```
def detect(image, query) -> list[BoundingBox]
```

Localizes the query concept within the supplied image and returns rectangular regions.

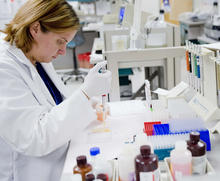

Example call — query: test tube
[102,94,107,121]
[100,65,107,121]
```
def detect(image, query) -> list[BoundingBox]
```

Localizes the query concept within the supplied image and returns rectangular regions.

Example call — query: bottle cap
[76,155,87,167]
[90,147,100,156]
[190,131,200,143]
[85,173,95,181]
[160,9,165,14]
[214,2,218,6]
[175,140,187,151]
[140,145,151,156]
[97,173,108,181]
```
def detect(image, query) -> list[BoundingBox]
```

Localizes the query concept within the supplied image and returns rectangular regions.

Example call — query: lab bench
[61,98,220,181]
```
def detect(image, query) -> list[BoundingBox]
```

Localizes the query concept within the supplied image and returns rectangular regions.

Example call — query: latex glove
[81,61,112,99]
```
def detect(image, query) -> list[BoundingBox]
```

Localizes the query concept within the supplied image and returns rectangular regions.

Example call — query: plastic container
[170,141,192,181]
[144,121,161,136]
[89,147,112,180]
[135,145,160,181]
[187,132,206,175]
[96,103,110,122]
[165,157,215,181]
[145,9,167,48]
[73,155,92,181]
[118,144,136,181]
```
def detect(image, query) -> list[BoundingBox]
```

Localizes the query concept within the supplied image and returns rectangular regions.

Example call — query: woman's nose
[58,46,66,55]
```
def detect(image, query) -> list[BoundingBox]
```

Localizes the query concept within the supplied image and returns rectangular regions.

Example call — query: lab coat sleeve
[0,66,96,156]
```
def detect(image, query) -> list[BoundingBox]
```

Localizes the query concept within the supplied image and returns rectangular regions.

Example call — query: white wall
[141,0,160,16]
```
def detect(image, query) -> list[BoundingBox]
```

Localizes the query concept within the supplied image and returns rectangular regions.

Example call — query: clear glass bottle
[89,147,112,180]
[187,132,206,175]
[73,155,92,181]
[135,145,160,181]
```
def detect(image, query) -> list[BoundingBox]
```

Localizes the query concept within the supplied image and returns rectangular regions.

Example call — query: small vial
[187,132,206,175]
[73,155,92,181]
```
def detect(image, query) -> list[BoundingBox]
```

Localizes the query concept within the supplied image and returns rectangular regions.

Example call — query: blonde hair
[1,0,79,53]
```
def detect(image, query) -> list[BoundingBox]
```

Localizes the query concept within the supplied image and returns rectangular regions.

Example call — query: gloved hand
[81,61,112,99]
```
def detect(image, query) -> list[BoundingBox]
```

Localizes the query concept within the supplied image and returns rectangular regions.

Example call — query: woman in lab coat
[0,0,111,181]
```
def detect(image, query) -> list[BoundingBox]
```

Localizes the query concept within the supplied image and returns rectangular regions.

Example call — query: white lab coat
[0,33,96,181]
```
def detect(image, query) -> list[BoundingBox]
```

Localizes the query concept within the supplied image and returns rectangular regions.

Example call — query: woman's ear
[30,21,40,39]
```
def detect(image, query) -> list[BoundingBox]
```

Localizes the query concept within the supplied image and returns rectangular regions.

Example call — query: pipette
[185,40,191,86]
[145,80,153,111]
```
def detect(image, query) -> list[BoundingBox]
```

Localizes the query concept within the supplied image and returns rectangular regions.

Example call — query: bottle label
[139,168,160,181]
[128,172,135,181]
[192,155,206,175]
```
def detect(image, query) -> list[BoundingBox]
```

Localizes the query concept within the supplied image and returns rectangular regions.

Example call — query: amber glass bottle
[73,155,92,181]
[85,173,95,181]
[135,145,159,181]
[97,173,108,181]
[187,132,206,175]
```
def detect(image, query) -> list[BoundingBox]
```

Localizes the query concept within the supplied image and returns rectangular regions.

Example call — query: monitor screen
[119,6,125,24]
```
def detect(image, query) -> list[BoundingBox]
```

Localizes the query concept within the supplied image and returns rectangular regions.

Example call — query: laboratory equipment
[187,132,206,175]
[204,2,220,41]
[144,9,167,48]
[145,80,153,111]
[170,141,192,181]
[129,0,142,49]
[216,50,220,107]
[105,45,183,101]
[119,5,125,25]
[165,157,215,181]
[99,66,108,122]
[144,121,161,136]
[185,42,220,125]
[179,19,205,45]
[135,145,160,181]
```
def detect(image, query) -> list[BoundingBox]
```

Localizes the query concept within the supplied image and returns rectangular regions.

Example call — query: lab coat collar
[5,40,70,102]
[6,42,36,71]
